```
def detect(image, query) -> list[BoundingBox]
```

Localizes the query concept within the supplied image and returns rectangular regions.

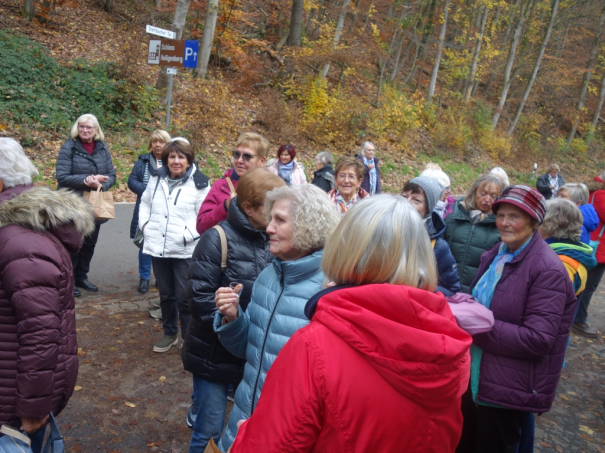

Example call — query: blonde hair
[322,195,437,290]
[70,114,104,141]
[464,175,506,211]
[147,130,171,151]
[235,132,271,160]
[263,184,340,252]
[548,163,561,173]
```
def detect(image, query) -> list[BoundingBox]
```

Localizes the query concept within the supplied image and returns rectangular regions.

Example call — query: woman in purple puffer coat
[0,138,95,452]
[456,186,577,453]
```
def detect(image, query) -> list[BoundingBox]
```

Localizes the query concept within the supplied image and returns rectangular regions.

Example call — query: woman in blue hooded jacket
[213,184,340,451]
[403,176,460,296]
[557,183,599,245]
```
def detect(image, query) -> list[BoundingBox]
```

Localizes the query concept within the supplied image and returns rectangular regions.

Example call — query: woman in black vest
[56,114,116,297]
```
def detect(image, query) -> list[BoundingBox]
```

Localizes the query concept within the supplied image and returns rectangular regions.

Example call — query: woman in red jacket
[229,194,472,453]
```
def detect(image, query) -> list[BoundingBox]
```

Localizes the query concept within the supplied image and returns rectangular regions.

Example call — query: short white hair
[359,141,375,157]
[0,138,39,188]
[322,195,437,290]
[263,184,340,253]
[559,183,589,205]
[70,114,105,141]
[420,168,450,189]
[315,151,333,166]
[542,198,583,242]
[489,167,510,187]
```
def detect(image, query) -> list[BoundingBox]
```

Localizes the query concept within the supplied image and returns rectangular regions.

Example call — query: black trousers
[575,262,605,324]
[152,257,191,338]
[70,222,101,281]
[456,386,530,453]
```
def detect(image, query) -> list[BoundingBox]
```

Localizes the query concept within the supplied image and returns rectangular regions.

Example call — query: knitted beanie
[492,185,547,225]
[410,176,445,216]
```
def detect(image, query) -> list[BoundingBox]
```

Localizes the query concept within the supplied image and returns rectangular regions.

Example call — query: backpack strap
[212,225,228,271]
[431,239,436,249]
[225,177,236,194]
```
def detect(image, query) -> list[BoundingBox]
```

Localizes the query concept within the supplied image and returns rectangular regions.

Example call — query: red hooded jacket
[230,284,472,453]
[196,169,237,235]
[587,176,605,263]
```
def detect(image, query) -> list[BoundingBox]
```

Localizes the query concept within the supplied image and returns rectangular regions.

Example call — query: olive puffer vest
[444,201,501,294]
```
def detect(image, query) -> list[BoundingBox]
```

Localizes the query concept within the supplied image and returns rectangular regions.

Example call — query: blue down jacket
[579,203,599,245]
[428,212,461,296]
[213,250,324,451]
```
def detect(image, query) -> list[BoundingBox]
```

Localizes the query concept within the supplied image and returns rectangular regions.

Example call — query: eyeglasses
[78,125,95,131]
[232,150,256,162]
[337,173,358,181]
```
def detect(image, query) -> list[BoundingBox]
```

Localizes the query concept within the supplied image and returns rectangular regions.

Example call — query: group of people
[1,114,604,453]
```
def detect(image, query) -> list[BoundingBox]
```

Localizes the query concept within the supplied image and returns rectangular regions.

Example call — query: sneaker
[153,334,178,353]
[149,308,162,319]
[150,300,161,308]
[572,322,598,337]
[186,399,199,428]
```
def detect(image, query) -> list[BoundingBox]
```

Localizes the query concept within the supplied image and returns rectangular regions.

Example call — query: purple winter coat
[0,185,94,429]
[470,231,577,413]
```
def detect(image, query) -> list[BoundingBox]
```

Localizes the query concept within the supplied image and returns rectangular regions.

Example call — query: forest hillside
[1,0,605,199]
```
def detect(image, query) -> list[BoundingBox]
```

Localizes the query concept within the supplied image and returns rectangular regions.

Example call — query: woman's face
[315,160,324,171]
[336,166,362,201]
[266,199,306,261]
[78,120,96,143]
[475,183,500,213]
[441,185,451,202]
[152,140,165,159]
[549,171,558,178]
[167,150,189,179]
[403,190,428,218]
[363,145,375,160]
[496,204,535,252]
[279,151,293,165]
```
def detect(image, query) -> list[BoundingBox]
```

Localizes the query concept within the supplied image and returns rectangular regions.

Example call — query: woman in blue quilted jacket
[213,184,340,451]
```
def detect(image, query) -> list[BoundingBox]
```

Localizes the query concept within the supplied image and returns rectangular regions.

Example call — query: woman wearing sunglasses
[196,132,269,235]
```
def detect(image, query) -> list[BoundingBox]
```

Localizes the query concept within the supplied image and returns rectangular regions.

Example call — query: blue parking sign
[183,40,199,68]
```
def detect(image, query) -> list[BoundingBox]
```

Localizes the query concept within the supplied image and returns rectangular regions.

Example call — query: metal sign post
[146,25,199,130]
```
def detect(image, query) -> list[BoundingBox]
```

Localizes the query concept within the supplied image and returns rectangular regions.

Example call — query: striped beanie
[492,185,546,225]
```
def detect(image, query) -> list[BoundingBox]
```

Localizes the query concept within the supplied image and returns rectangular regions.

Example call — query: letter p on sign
[183,40,199,68]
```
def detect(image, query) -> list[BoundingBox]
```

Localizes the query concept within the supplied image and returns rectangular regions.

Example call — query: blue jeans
[189,377,229,452]
[139,249,152,280]
[515,412,535,453]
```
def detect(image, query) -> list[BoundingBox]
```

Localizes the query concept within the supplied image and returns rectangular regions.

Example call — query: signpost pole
[166,72,173,130]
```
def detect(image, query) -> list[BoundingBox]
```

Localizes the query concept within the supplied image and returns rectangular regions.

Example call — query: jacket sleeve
[127,159,147,196]
[196,180,229,235]
[230,329,322,453]
[592,190,605,224]
[535,175,551,197]
[213,306,250,359]
[5,241,63,419]
[583,205,599,232]
[138,177,155,230]
[56,140,88,190]
[435,239,460,296]
[100,144,117,191]
[187,229,223,325]
[472,268,571,360]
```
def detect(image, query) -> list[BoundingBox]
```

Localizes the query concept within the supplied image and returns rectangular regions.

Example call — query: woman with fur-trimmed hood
[0,138,95,451]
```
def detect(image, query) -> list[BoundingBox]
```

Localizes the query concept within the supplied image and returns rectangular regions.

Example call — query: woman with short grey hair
[558,183,598,245]
[226,195,472,452]
[489,167,510,187]
[213,184,339,451]
[56,113,117,297]
[311,151,335,193]
[357,141,382,195]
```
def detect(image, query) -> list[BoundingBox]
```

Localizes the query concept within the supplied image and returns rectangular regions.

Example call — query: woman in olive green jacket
[444,175,506,293]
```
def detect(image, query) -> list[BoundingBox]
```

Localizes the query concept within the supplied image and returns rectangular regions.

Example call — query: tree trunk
[492,0,529,128]
[155,0,162,8]
[405,0,437,84]
[321,0,352,78]
[427,0,451,101]
[157,0,191,92]
[507,0,559,135]
[287,0,304,46]
[463,5,489,101]
[567,4,605,144]
[196,0,219,79]
[105,0,114,13]
[592,70,605,127]
[389,34,407,81]
[24,0,35,20]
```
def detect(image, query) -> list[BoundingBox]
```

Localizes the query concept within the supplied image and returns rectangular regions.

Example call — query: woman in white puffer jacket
[139,138,210,353]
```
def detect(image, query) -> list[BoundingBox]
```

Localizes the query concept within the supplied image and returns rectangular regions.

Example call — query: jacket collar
[314,165,333,176]
[450,200,496,224]
[305,284,352,320]
[227,197,269,240]
[272,249,323,285]
[0,184,33,204]
[157,164,209,190]
[427,211,446,239]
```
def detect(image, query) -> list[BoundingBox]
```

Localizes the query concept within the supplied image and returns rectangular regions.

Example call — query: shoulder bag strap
[225,177,236,194]
[212,225,228,271]
[431,238,436,250]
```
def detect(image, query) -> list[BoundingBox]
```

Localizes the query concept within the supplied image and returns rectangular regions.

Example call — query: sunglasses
[232,150,256,162]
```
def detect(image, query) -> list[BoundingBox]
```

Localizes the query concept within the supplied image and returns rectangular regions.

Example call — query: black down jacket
[56,137,116,196]
[183,198,273,384]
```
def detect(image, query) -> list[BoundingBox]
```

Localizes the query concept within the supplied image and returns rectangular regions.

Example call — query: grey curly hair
[542,198,583,242]
[263,184,340,252]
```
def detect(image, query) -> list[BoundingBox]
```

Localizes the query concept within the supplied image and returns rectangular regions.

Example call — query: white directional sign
[146,25,176,40]
[167,68,178,75]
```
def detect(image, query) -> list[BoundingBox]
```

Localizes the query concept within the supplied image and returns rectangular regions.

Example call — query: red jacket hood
[313,284,471,408]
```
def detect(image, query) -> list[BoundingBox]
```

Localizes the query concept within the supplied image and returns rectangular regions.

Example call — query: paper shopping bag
[83,186,115,220]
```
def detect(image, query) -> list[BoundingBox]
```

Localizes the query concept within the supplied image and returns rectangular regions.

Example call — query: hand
[84,175,100,189]
[94,175,109,183]
[21,416,48,434]
[368,163,375,170]
[215,286,240,322]
[549,184,555,189]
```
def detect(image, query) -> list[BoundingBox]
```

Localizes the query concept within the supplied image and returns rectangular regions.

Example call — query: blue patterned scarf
[278,160,294,185]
